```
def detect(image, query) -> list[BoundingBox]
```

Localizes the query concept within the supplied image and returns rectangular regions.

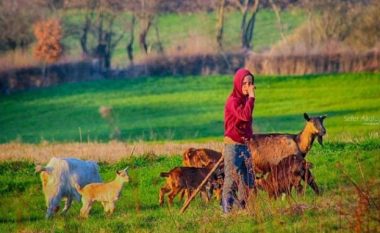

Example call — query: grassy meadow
[0,73,379,143]
[0,73,379,232]
[0,143,379,232]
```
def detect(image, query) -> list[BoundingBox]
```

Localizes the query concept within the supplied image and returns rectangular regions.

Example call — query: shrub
[33,18,63,64]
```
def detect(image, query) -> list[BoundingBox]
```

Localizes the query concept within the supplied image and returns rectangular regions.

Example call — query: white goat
[35,157,102,218]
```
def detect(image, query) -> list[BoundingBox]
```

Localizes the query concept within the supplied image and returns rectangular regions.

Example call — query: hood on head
[231,68,253,99]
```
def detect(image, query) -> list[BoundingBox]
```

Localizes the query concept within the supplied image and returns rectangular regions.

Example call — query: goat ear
[116,170,121,175]
[320,115,327,120]
[35,165,44,173]
[304,113,310,121]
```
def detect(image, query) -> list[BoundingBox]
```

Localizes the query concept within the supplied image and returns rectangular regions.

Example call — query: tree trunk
[105,33,111,70]
[127,15,136,65]
[97,13,104,48]
[240,0,259,50]
[243,12,257,49]
[216,0,226,49]
[139,18,152,54]
[80,17,90,55]
[153,21,164,54]
[80,8,97,56]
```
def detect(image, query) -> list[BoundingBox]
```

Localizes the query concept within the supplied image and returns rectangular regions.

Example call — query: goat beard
[317,135,323,146]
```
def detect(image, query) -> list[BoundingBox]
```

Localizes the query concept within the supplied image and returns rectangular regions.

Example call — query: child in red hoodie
[222,68,255,213]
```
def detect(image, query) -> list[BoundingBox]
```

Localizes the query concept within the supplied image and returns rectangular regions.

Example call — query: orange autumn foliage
[33,19,63,64]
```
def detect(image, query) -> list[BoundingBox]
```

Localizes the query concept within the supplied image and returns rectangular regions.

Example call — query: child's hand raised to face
[248,84,255,98]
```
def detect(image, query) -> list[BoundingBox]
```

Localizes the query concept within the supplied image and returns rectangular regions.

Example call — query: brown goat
[182,148,223,201]
[248,113,327,175]
[255,155,319,199]
[183,148,222,167]
[159,165,222,206]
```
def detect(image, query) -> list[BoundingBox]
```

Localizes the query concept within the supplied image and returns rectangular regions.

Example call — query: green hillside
[1,73,379,143]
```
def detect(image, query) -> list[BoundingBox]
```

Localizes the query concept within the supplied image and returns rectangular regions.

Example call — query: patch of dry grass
[0,49,82,72]
[0,141,224,164]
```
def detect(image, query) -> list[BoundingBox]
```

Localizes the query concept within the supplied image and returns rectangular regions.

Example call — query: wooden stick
[179,156,224,214]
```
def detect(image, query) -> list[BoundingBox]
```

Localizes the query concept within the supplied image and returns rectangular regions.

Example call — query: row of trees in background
[0,0,297,69]
[0,0,379,71]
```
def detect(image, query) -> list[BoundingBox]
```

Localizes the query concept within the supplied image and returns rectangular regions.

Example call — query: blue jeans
[222,144,254,213]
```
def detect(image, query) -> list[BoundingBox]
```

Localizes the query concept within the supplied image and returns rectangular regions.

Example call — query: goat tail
[160,172,170,177]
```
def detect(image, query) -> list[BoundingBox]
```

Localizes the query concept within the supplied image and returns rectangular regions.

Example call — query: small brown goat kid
[181,148,223,201]
[75,167,129,218]
[159,165,222,206]
[255,155,319,199]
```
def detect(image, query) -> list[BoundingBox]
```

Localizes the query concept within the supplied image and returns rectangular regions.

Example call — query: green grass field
[0,143,379,232]
[0,73,379,143]
[0,73,379,232]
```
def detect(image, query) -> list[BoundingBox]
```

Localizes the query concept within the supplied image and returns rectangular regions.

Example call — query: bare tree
[134,0,158,54]
[79,2,97,56]
[66,0,129,70]
[232,0,260,50]
[150,19,164,54]
[138,15,152,54]
[101,14,125,69]
[124,0,165,57]
[216,0,226,50]
[126,15,136,65]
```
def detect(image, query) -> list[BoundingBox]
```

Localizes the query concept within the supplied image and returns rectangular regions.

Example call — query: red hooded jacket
[224,68,255,144]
